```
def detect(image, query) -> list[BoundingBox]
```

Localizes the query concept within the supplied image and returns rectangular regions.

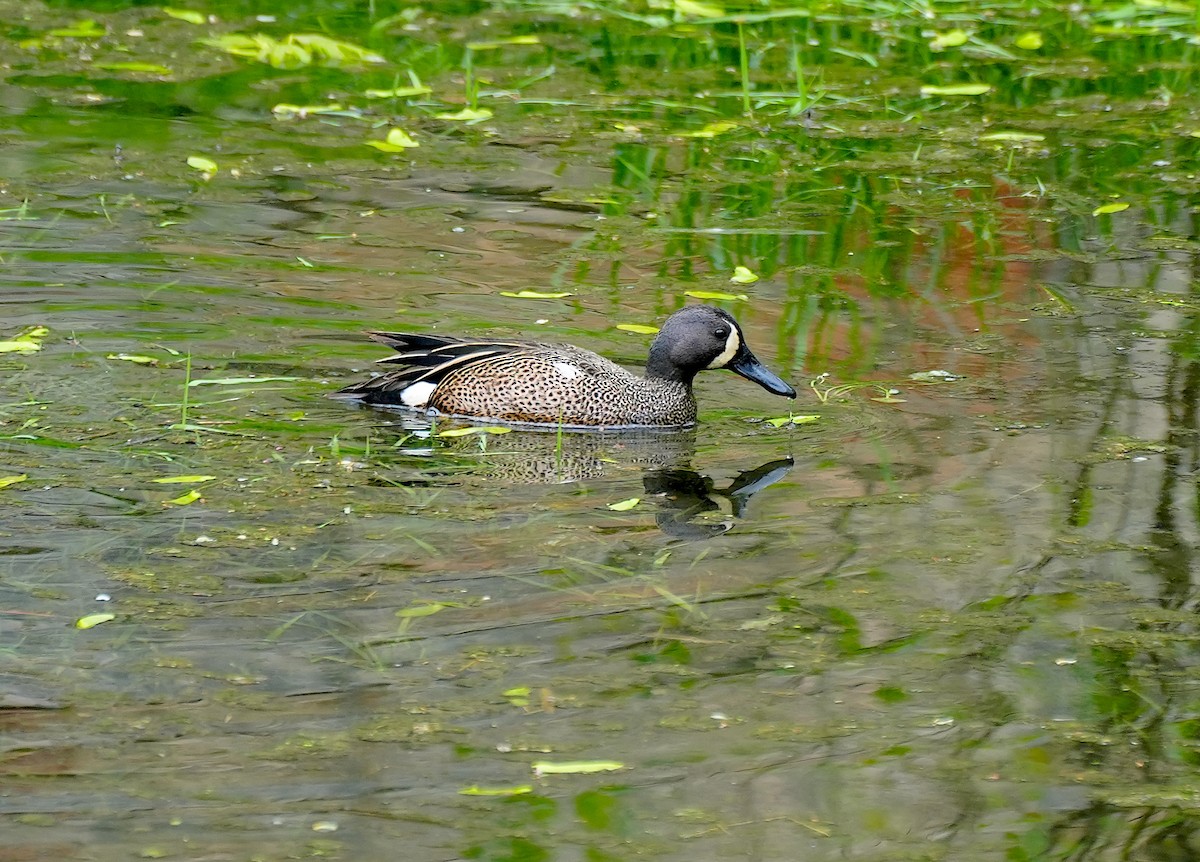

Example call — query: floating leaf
[908,369,962,382]
[607,497,640,511]
[929,29,969,51]
[979,131,1045,143]
[186,155,217,173]
[438,426,512,438]
[272,103,347,117]
[106,353,159,365]
[467,35,541,50]
[168,489,202,505]
[766,415,820,427]
[675,0,724,17]
[0,325,47,353]
[435,107,493,122]
[616,323,660,335]
[76,613,116,630]
[396,602,450,619]
[730,266,759,284]
[503,686,531,706]
[1092,202,1130,216]
[164,7,206,24]
[49,19,105,38]
[532,761,625,776]
[199,34,263,58]
[919,84,992,97]
[459,785,534,796]
[365,128,419,152]
[679,121,739,138]
[684,290,748,302]
[287,34,385,65]
[201,32,382,69]
[1015,31,1044,50]
[0,474,28,489]
[188,376,301,386]
[499,290,572,299]
[365,85,432,98]
[94,61,172,74]
[151,475,217,484]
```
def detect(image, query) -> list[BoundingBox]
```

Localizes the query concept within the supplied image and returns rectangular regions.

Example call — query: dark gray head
[645,305,796,398]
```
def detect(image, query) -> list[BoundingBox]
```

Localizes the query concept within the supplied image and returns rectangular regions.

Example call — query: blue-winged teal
[335,305,796,428]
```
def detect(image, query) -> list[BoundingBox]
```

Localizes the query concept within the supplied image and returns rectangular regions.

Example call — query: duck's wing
[334,332,533,403]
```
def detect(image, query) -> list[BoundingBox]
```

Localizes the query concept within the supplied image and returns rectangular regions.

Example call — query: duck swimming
[334,305,796,428]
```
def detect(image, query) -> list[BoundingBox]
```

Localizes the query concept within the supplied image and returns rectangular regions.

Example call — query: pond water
[4,2,1200,860]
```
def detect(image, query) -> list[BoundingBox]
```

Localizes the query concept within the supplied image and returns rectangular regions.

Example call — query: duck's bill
[728,348,796,398]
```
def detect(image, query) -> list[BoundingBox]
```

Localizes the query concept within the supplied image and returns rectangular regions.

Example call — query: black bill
[728,346,796,398]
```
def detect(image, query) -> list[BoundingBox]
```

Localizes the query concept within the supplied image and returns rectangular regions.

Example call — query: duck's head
[646,305,796,398]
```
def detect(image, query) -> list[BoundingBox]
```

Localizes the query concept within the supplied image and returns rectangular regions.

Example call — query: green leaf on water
[0,474,29,489]
[679,120,739,138]
[187,155,218,173]
[920,84,992,97]
[616,323,660,334]
[499,290,572,299]
[201,33,382,69]
[929,29,969,51]
[435,107,493,122]
[365,128,419,152]
[272,103,347,117]
[396,602,451,619]
[0,325,47,353]
[684,290,748,302]
[979,131,1045,143]
[1015,31,1044,50]
[164,8,206,24]
[730,266,759,284]
[365,85,433,98]
[1092,202,1130,216]
[168,489,202,505]
[766,415,820,427]
[151,475,217,484]
[532,760,625,775]
[75,613,116,630]
[94,61,172,74]
[438,426,512,438]
[467,35,541,50]
[675,0,724,17]
[188,376,301,386]
[49,19,105,38]
[607,497,640,511]
[459,785,534,796]
[288,34,385,65]
[106,353,159,365]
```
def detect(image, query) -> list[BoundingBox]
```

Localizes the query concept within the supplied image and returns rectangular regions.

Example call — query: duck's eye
[713,328,729,339]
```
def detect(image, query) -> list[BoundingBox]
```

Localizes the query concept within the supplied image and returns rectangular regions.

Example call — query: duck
[334,305,796,428]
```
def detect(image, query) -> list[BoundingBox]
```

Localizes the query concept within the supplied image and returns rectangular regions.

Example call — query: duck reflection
[644,458,794,539]
[359,414,792,537]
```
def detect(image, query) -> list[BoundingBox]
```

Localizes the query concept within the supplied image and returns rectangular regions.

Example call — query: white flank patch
[706,329,741,369]
[553,361,582,380]
[400,381,437,407]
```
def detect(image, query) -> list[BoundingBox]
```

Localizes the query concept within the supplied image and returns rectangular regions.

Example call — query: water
[3,2,1200,860]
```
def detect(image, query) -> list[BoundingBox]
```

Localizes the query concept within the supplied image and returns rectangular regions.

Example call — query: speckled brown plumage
[334,305,796,428]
